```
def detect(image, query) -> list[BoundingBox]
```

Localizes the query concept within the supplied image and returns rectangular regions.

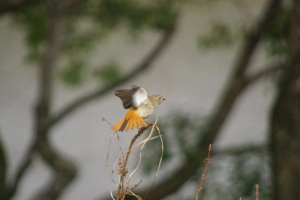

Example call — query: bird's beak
[163,98,166,100]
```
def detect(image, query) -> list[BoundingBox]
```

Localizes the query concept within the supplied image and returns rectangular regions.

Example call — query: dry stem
[116,123,155,200]
[195,144,211,200]
[255,184,259,200]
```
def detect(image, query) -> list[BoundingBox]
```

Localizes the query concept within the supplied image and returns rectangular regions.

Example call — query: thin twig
[245,61,284,85]
[130,180,143,191]
[143,125,163,199]
[121,122,157,200]
[195,144,211,200]
[255,184,259,200]
[112,122,156,200]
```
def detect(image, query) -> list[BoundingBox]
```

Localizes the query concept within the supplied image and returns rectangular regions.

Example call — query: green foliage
[93,61,121,85]
[169,112,205,159]
[11,0,177,87]
[12,1,49,63]
[59,61,85,87]
[198,23,236,49]
[96,0,175,31]
[199,5,290,57]
[263,7,290,56]
[140,111,205,175]
[140,121,173,175]
[229,154,271,199]
[200,151,272,200]
[140,110,272,199]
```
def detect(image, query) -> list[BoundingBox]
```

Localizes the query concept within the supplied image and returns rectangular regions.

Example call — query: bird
[112,85,166,132]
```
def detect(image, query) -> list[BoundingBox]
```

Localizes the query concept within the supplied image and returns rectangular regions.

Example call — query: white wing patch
[132,88,147,108]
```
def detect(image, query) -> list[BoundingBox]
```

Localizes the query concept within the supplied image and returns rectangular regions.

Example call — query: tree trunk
[270,1,300,200]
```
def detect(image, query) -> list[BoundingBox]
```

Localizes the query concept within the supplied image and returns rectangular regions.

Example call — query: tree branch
[0,0,87,16]
[31,3,77,200]
[245,61,284,85]
[211,144,266,156]
[0,0,37,16]
[245,49,300,85]
[48,15,178,128]
[61,0,88,14]
[0,129,7,196]
[32,141,77,200]
[233,0,281,78]
[269,1,300,195]
[3,143,36,200]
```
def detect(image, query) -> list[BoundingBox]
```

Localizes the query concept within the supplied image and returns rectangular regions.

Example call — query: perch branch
[195,144,211,200]
[115,123,155,200]
[0,0,37,16]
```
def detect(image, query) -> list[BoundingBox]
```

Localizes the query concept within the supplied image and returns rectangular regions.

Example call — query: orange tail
[112,107,148,132]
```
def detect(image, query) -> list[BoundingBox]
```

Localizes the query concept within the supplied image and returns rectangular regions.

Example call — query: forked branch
[114,123,157,200]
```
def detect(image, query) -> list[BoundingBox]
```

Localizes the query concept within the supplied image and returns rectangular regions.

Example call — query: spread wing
[114,85,147,109]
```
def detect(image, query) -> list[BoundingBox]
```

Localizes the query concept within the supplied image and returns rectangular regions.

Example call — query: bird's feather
[114,85,147,109]
[132,87,147,108]
[111,107,148,132]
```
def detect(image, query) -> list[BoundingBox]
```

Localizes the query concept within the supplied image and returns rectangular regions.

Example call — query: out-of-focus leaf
[140,110,205,175]
[59,61,85,87]
[199,23,235,49]
[93,62,121,84]
[263,7,290,56]
[140,121,173,175]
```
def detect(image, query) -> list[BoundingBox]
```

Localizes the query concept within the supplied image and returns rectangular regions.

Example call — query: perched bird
[112,85,165,132]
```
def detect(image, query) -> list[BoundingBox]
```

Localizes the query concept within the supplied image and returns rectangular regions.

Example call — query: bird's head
[151,94,166,106]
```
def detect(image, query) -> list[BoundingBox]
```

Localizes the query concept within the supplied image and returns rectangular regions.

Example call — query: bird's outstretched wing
[115,85,147,109]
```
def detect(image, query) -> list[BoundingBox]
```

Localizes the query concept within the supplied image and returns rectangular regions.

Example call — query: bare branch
[245,49,300,86]
[0,0,88,17]
[32,141,77,200]
[195,144,211,200]
[245,49,300,85]
[245,61,284,85]
[0,129,7,195]
[48,16,178,128]
[116,123,155,200]
[255,184,259,200]
[61,0,87,13]
[0,0,37,16]
[211,144,266,156]
[31,4,77,200]
[233,0,281,77]
[4,143,36,200]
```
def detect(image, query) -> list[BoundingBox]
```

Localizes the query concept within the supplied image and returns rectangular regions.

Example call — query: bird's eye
[159,97,161,100]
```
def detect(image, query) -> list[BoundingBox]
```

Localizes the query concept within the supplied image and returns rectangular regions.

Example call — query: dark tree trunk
[270,1,300,200]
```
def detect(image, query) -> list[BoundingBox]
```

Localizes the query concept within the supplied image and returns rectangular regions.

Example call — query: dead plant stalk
[195,144,211,200]
[116,123,155,200]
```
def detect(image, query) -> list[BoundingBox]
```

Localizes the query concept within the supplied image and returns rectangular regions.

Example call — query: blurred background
[0,0,299,200]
